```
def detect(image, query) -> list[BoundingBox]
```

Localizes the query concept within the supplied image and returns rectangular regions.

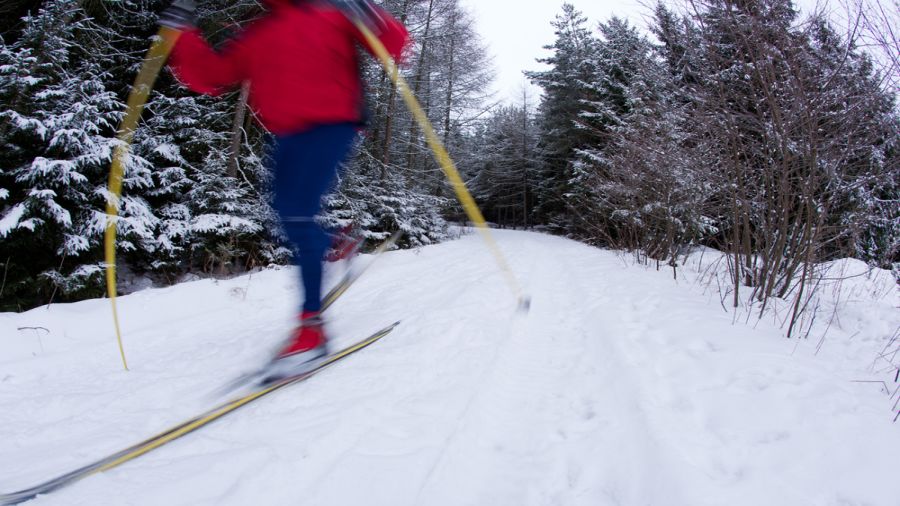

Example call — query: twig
[0,256,9,298]
[17,326,50,333]
[18,326,49,353]
[243,270,253,302]
[45,251,67,310]
[851,380,890,394]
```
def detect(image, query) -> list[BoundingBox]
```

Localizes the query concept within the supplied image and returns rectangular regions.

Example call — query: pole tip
[517,295,532,314]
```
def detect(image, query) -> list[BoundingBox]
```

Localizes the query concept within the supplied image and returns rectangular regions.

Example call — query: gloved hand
[159,0,197,30]
[328,0,386,30]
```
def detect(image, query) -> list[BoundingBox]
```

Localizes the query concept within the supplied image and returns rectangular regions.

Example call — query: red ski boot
[326,224,362,262]
[270,311,329,378]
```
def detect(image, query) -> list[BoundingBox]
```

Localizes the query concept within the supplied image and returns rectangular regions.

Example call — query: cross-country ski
[1,0,897,505]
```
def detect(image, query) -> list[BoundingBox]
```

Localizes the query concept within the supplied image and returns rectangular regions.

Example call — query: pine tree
[114,0,289,279]
[568,17,650,239]
[525,3,599,231]
[0,1,123,308]
[322,0,492,248]
[323,143,449,249]
[573,16,714,260]
[467,102,539,228]
[801,15,899,268]
[0,0,496,309]
[663,0,898,329]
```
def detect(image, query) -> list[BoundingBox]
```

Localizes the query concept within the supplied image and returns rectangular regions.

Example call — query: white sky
[459,0,825,104]
[457,0,652,104]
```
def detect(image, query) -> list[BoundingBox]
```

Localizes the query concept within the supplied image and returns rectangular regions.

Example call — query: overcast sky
[458,0,824,104]
[457,0,651,104]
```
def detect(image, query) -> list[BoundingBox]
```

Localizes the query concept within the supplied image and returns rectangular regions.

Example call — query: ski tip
[517,295,532,314]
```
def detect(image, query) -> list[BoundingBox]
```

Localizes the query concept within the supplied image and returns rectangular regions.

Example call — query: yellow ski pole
[355,21,531,312]
[105,27,183,371]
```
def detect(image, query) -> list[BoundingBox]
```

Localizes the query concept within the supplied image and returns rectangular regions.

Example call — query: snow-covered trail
[1,230,897,506]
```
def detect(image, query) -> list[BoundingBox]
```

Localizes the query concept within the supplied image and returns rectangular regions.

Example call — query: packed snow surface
[1,230,898,505]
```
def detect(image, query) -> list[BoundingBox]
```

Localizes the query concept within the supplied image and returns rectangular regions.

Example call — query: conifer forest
[1,0,897,332]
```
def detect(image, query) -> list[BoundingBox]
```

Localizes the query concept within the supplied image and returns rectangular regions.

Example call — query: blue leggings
[272,123,358,313]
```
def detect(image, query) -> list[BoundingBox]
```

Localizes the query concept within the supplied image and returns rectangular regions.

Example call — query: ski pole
[105,26,183,371]
[352,20,531,312]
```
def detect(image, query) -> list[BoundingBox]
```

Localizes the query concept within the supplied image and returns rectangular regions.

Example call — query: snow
[191,214,262,234]
[1,230,898,506]
[0,110,47,139]
[152,143,183,163]
[0,203,27,238]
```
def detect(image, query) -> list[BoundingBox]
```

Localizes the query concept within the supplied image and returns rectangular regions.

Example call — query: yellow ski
[0,321,399,506]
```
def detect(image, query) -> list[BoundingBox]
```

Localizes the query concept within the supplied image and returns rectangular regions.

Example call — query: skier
[158,0,410,374]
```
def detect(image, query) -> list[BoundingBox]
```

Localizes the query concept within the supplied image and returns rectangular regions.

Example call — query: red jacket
[169,0,409,135]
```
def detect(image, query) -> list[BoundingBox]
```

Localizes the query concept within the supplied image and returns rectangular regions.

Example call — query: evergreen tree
[324,142,449,249]
[322,0,492,248]
[662,0,897,326]
[568,17,651,240]
[575,17,715,260]
[525,3,599,232]
[467,103,538,228]
[0,1,123,309]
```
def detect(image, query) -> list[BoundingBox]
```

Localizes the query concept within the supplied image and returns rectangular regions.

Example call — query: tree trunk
[378,0,411,175]
[406,0,434,176]
[227,82,251,178]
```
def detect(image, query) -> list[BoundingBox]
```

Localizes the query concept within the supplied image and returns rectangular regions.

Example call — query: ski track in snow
[1,230,897,506]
